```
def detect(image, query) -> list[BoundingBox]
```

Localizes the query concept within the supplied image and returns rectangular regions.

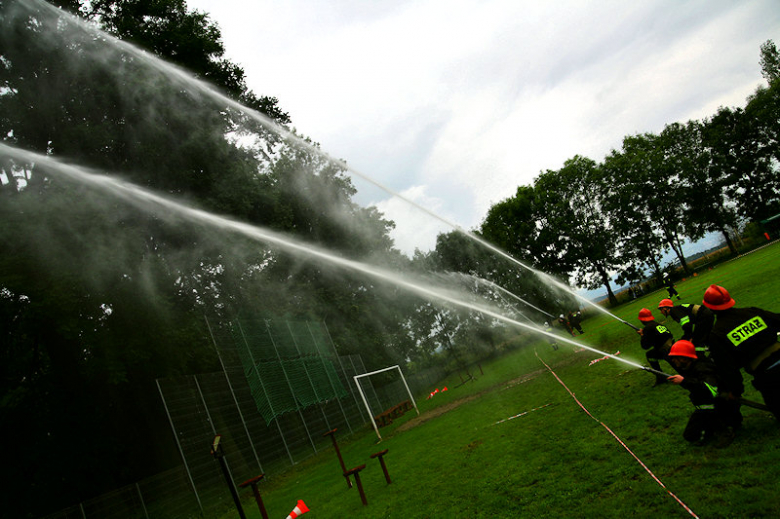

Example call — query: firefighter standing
[666,340,741,446]
[544,321,558,351]
[704,285,780,420]
[638,308,675,386]
[658,299,714,357]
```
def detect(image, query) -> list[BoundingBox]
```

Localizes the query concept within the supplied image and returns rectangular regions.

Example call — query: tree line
[479,41,780,305]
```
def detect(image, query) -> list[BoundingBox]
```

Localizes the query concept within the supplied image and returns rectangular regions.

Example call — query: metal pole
[156,379,203,514]
[395,366,420,416]
[309,322,353,434]
[323,323,367,426]
[197,378,246,519]
[288,321,332,431]
[205,316,264,472]
[216,454,247,519]
[136,483,150,519]
[354,374,382,440]
[357,357,383,414]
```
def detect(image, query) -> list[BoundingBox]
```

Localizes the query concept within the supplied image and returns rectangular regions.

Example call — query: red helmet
[702,284,735,311]
[658,298,674,309]
[669,340,697,359]
[638,308,655,322]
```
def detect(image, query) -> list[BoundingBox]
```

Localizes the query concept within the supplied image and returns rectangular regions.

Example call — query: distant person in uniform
[663,272,681,300]
[544,321,558,350]
[557,314,575,337]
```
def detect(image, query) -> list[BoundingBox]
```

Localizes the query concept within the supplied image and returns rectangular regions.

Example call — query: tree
[0,2,312,516]
[601,148,669,285]
[533,156,622,305]
[760,39,780,85]
[609,132,695,273]
[669,120,740,253]
[704,97,780,223]
[479,185,580,314]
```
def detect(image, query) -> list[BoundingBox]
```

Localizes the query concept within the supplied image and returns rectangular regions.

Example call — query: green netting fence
[224,318,350,424]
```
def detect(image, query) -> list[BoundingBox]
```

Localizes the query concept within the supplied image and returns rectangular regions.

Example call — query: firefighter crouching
[666,340,741,447]
[704,285,780,421]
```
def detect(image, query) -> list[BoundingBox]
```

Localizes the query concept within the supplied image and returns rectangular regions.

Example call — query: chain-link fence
[40,319,444,519]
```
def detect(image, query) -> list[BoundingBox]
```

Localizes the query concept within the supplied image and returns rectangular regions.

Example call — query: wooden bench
[373,400,413,428]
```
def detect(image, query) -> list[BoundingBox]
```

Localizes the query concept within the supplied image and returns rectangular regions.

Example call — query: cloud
[189,0,780,255]
[372,185,454,254]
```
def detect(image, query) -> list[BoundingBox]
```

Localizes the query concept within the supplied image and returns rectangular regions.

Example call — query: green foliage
[474,41,780,298]
[760,39,780,85]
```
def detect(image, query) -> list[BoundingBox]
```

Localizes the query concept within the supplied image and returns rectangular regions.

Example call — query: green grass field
[219,241,780,519]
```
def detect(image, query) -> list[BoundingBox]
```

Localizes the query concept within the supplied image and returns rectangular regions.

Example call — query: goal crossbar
[354,365,419,440]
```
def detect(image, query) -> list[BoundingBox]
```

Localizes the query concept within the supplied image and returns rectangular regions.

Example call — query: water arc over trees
[9,0,635,330]
[2,142,649,373]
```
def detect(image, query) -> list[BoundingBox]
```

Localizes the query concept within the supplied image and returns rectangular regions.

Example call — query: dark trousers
[683,409,723,443]
[752,368,780,420]
[646,350,669,382]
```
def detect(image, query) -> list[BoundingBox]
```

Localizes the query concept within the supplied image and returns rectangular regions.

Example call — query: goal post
[354,365,420,440]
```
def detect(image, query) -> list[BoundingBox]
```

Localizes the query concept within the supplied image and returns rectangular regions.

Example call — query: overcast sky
[186,0,778,255]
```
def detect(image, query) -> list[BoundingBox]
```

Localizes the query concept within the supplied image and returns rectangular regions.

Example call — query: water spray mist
[1,143,657,375]
[17,0,639,333]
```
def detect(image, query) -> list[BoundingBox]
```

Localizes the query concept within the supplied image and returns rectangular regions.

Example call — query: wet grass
[218,241,780,518]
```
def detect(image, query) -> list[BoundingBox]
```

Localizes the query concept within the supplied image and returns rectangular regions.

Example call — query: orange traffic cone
[286,500,309,519]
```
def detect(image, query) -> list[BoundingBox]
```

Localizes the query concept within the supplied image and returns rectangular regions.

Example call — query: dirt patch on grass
[392,350,595,436]
[393,365,551,435]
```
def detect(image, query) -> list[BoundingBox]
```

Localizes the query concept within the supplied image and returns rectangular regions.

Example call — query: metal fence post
[238,319,295,466]
[156,379,204,515]
[206,316,264,472]
[308,322,353,434]
[135,483,149,519]
[288,321,332,431]
[267,321,318,455]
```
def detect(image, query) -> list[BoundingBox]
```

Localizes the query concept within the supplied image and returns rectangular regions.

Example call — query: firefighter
[658,298,714,357]
[568,310,584,334]
[638,308,674,386]
[557,314,575,337]
[663,272,681,300]
[544,321,558,350]
[704,285,780,420]
[666,340,740,446]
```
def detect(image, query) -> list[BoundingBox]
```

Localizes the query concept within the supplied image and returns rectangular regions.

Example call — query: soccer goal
[354,365,420,440]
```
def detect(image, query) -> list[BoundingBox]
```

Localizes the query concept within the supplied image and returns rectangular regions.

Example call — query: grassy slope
[220,241,780,519]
